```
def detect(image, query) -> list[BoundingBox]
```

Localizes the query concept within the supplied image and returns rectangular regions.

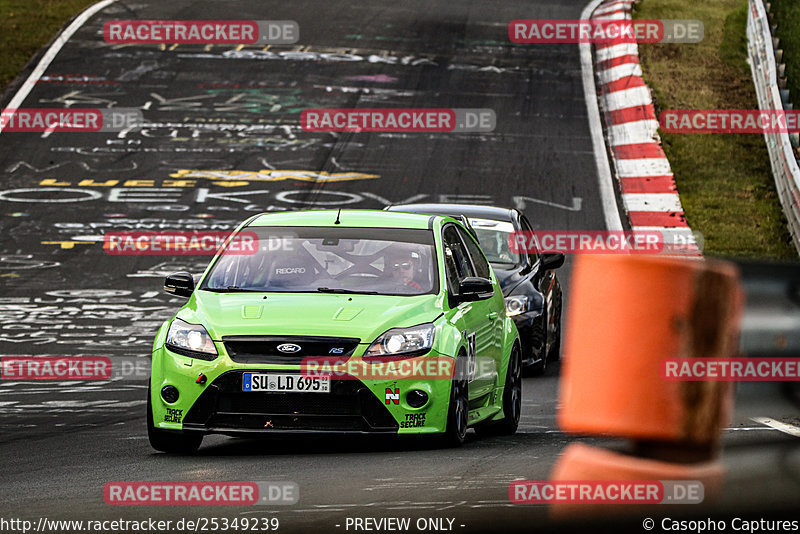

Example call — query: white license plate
[242,373,330,393]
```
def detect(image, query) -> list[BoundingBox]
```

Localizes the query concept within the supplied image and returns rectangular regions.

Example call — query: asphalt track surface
[0,1,798,532]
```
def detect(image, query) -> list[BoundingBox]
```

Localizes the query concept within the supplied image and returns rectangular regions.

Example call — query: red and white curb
[591,0,702,255]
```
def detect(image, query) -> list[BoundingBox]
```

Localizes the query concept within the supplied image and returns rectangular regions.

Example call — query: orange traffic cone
[549,254,742,518]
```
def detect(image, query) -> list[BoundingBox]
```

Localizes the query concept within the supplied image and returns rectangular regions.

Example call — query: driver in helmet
[386,246,423,292]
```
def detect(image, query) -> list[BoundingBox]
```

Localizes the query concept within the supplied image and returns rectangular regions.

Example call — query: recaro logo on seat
[275,267,305,274]
[276,344,302,354]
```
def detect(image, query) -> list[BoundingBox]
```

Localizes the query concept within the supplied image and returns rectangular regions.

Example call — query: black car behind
[385,204,564,373]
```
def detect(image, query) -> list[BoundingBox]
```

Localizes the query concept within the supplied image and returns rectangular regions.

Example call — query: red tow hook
[196,373,207,385]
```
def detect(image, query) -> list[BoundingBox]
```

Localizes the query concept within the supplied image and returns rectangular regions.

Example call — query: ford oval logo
[277,343,302,354]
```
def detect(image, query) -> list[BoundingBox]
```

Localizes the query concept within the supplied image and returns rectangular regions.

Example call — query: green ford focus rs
[148,209,522,453]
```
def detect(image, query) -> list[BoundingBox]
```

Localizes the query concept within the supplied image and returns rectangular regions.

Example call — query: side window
[520,216,539,264]
[443,250,460,294]
[442,225,475,293]
[457,227,491,279]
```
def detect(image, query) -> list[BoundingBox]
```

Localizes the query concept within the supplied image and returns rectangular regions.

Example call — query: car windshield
[467,218,522,266]
[200,226,437,295]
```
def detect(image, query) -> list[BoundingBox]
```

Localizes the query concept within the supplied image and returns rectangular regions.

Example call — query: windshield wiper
[202,286,264,293]
[316,287,379,295]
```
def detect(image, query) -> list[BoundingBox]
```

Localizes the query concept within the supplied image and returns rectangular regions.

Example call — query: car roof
[386,203,517,222]
[246,209,439,229]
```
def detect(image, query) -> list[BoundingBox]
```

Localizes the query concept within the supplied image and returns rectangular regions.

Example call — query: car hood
[179,291,444,343]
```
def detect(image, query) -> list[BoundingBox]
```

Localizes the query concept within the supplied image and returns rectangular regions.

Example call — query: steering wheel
[334,264,383,279]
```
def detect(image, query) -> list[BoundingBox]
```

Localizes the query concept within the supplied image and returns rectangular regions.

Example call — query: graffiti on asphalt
[169,169,379,182]
[0,290,179,351]
[0,255,60,271]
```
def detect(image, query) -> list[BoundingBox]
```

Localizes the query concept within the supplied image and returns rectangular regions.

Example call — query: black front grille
[223,336,360,364]
[217,389,361,415]
[183,370,398,433]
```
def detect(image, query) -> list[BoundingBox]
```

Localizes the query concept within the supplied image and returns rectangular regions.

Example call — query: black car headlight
[505,295,531,317]
[365,323,435,358]
[166,318,218,360]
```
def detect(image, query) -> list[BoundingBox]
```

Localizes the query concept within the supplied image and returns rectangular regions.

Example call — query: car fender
[433,320,469,361]
[150,319,170,382]
[430,320,471,418]
[498,315,521,385]
[149,342,227,431]
[149,320,171,425]
[153,319,170,352]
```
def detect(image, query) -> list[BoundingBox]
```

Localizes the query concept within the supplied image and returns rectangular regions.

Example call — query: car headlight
[365,323,435,358]
[166,318,218,361]
[505,295,530,317]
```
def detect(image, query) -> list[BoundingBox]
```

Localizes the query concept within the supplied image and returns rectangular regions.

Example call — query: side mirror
[164,272,194,297]
[457,276,494,302]
[541,253,565,270]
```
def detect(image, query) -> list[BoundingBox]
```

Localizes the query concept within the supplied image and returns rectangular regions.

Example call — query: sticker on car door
[465,331,476,382]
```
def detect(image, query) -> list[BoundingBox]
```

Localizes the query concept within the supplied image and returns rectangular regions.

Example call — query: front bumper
[150,343,454,436]
[182,370,398,434]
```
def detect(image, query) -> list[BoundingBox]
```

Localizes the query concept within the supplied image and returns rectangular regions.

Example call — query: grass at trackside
[0,0,98,92]
[634,0,797,258]
[770,1,800,114]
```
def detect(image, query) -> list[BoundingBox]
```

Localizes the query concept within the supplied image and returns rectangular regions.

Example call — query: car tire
[476,344,521,436]
[442,353,469,447]
[147,384,203,454]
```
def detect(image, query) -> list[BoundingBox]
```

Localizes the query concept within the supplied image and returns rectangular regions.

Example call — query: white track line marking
[623,193,683,212]
[595,11,627,20]
[597,62,643,84]
[725,426,780,431]
[596,42,640,62]
[617,158,673,177]
[0,0,119,136]
[594,1,632,16]
[582,0,624,231]
[604,86,652,111]
[751,417,800,437]
[608,119,660,146]
[594,7,626,18]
